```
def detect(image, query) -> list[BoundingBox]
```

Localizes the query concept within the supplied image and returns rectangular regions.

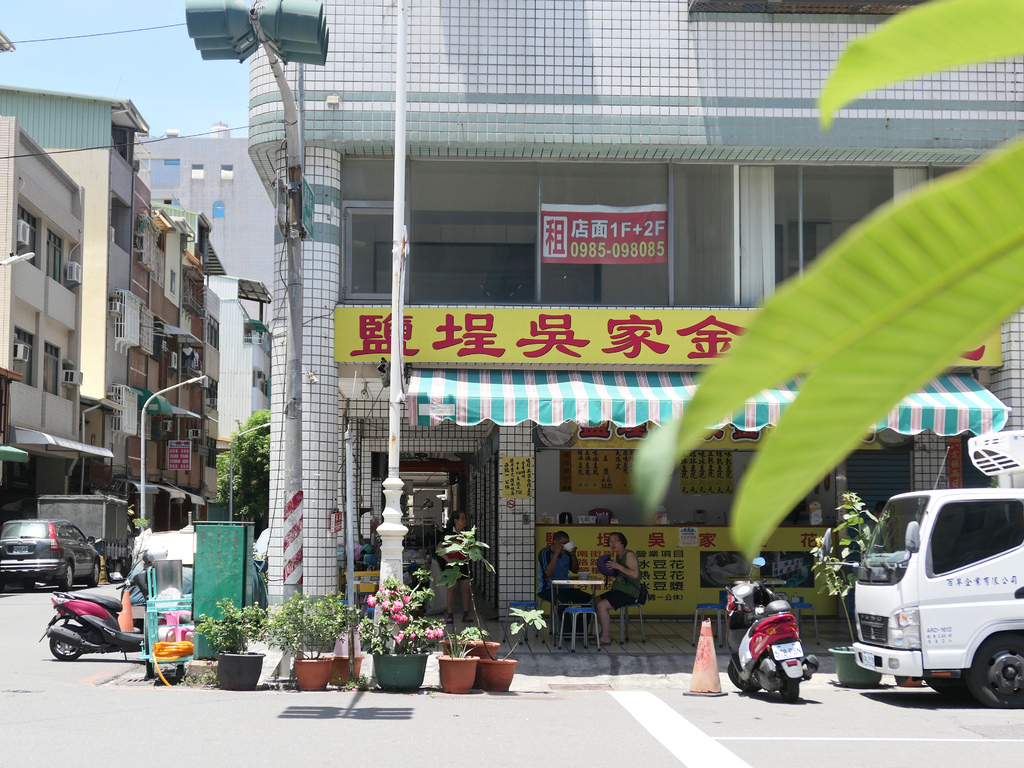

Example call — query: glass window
[341,158,394,201]
[14,327,33,386]
[170,270,177,296]
[206,318,220,349]
[17,205,37,256]
[191,164,204,180]
[212,201,225,219]
[220,165,234,181]
[673,165,735,307]
[348,209,394,296]
[410,161,538,304]
[43,343,59,395]
[929,500,1024,576]
[540,163,669,305]
[45,231,62,283]
[775,167,893,283]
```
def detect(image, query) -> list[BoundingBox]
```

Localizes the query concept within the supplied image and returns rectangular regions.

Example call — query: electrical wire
[0,125,249,163]
[8,23,186,45]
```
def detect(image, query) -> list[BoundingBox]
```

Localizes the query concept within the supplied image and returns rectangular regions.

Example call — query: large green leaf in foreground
[819,0,1024,128]
[635,135,1024,557]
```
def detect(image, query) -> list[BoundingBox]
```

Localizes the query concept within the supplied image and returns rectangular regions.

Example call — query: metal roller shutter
[846,450,912,512]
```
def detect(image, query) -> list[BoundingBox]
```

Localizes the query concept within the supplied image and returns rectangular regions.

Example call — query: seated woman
[595,531,641,645]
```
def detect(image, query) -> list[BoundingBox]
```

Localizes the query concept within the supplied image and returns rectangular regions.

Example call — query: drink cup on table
[578,571,590,580]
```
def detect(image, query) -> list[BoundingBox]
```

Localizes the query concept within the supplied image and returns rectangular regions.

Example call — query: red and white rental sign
[168,440,191,471]
[541,204,668,265]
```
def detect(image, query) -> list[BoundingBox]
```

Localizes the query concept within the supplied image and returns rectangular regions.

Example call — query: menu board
[559,449,634,494]
[502,456,534,498]
[679,450,732,494]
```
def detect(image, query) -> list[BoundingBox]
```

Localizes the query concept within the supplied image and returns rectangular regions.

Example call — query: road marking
[80,668,115,687]
[609,691,753,768]
[719,737,1024,743]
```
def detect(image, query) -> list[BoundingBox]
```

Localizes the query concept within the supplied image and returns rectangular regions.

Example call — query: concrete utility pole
[139,376,206,530]
[377,0,410,586]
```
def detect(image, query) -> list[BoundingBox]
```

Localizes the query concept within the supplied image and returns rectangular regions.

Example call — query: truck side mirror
[905,520,920,554]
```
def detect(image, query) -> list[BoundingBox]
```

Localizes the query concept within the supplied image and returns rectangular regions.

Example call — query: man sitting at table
[537,531,594,613]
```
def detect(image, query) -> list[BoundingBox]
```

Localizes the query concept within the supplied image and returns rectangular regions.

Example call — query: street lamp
[0,251,34,267]
[138,375,207,531]
[228,421,271,521]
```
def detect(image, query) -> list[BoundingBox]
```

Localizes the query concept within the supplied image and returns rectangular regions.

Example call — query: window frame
[42,342,60,395]
[45,230,63,283]
[344,203,396,300]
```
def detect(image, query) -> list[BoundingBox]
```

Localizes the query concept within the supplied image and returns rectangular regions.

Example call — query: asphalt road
[2,584,1023,768]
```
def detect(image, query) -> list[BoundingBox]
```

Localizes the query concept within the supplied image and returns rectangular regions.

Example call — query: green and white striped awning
[408,370,1008,436]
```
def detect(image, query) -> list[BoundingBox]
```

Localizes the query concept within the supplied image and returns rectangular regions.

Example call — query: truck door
[919,498,1024,670]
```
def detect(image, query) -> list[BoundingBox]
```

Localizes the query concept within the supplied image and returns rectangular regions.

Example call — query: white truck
[851,430,1024,708]
[36,495,131,580]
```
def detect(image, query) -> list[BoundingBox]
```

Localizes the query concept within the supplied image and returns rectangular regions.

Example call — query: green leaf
[633,418,685,515]
[641,133,1024,557]
[819,0,1024,128]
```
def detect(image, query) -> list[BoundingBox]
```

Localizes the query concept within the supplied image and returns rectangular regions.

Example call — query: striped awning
[408,370,1007,436]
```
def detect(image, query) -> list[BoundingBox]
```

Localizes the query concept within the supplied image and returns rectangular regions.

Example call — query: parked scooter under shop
[725,557,819,702]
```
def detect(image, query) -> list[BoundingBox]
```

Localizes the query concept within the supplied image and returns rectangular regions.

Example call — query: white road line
[609,691,753,768]
[719,737,1024,743]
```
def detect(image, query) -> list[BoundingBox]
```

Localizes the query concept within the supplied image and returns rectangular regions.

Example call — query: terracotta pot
[437,655,479,694]
[466,641,501,660]
[294,658,334,691]
[477,657,518,692]
[329,654,364,682]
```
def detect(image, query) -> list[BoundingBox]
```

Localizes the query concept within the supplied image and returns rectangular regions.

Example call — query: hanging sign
[502,457,534,498]
[167,440,191,471]
[541,204,668,264]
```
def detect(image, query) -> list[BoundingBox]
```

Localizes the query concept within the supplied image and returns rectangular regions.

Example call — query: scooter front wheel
[727,658,760,693]
[49,635,84,661]
[779,674,800,703]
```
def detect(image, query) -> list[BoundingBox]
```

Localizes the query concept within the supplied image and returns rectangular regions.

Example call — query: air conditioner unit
[132,232,144,253]
[161,420,173,433]
[206,397,218,410]
[186,428,202,440]
[161,339,169,354]
[16,219,31,247]
[62,370,83,387]
[12,342,29,362]
[169,351,178,369]
[64,261,82,285]
[108,296,122,315]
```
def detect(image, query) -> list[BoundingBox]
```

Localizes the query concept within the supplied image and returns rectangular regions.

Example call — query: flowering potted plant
[438,527,546,691]
[268,592,358,691]
[194,598,269,691]
[360,577,444,691]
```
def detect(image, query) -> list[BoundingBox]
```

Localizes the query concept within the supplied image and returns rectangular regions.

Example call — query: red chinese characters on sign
[541,204,668,264]
[616,425,649,440]
[516,314,591,358]
[350,313,419,357]
[433,313,506,357]
[947,438,963,488]
[698,532,717,548]
[578,424,613,440]
[648,533,667,548]
[677,315,746,359]
[800,532,819,547]
[602,315,670,358]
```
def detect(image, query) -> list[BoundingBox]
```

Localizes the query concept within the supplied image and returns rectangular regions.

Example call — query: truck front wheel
[967,634,1024,708]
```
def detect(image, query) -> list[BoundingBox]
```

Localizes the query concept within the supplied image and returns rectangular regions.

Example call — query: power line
[9,23,187,45]
[0,125,249,163]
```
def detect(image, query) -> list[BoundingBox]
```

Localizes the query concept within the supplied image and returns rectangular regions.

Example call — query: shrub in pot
[360,578,444,692]
[194,598,269,691]
[269,592,358,691]
[811,492,883,688]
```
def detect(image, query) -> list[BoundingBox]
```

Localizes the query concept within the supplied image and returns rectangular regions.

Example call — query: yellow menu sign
[502,457,534,498]
[679,450,733,494]
[560,449,634,494]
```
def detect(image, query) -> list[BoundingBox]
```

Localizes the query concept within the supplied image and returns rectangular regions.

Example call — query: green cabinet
[192,521,254,658]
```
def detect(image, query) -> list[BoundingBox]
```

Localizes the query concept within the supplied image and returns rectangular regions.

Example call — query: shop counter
[536,525,833,617]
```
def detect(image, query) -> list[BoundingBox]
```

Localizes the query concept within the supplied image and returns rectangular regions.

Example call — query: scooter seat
[64,591,123,614]
[765,599,792,616]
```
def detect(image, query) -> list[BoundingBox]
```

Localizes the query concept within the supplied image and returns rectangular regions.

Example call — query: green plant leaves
[637,134,1024,557]
[819,0,1024,128]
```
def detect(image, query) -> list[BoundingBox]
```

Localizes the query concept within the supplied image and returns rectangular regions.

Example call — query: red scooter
[42,582,144,661]
[725,557,819,702]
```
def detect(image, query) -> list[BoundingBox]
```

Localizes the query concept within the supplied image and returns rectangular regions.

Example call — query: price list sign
[679,450,732,494]
[541,204,668,264]
[502,456,534,498]
[560,449,635,494]
[168,440,191,472]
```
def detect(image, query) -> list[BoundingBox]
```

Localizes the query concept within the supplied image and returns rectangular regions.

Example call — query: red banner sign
[167,440,191,472]
[541,204,668,264]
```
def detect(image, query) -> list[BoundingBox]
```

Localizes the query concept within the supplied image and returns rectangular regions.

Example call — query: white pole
[377,0,409,586]
[138,375,206,533]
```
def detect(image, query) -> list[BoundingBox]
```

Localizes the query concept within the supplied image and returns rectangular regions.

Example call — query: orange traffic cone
[118,587,134,633]
[689,618,723,695]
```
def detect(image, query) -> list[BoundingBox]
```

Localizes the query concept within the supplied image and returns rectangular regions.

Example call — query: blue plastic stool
[502,600,539,649]
[788,593,820,645]
[692,590,727,646]
[559,606,599,652]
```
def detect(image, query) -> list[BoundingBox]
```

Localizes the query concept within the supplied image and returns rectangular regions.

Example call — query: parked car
[0,519,101,592]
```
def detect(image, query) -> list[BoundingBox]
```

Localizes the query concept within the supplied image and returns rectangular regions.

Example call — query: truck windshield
[864,495,928,566]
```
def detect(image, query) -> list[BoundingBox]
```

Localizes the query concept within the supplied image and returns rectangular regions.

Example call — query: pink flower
[366,595,377,607]
[403,595,411,605]
[393,632,405,644]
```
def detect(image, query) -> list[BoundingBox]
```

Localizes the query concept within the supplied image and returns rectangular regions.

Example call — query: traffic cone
[689,618,722,694]
[118,587,134,633]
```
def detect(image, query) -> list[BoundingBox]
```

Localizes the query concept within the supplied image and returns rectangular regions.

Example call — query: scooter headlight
[888,608,921,649]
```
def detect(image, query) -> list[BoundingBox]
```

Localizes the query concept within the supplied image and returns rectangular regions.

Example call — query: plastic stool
[789,593,820,645]
[618,603,646,645]
[502,601,539,649]
[558,607,599,652]
[692,591,727,646]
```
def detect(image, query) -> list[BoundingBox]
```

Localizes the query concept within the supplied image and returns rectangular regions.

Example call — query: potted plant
[194,598,269,691]
[436,628,479,694]
[360,578,444,692]
[268,592,357,691]
[437,527,547,692]
[811,491,883,688]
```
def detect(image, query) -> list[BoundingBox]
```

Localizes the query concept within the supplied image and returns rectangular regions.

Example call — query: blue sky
[1,2,251,139]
